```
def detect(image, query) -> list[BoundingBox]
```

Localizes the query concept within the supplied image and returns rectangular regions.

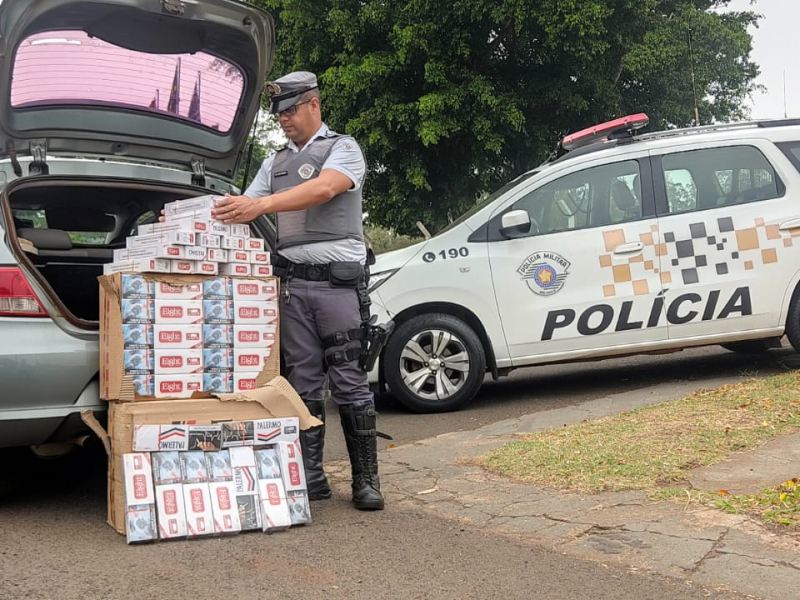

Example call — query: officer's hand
[213,194,259,224]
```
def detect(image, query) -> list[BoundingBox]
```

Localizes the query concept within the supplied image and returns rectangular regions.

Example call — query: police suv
[367,114,800,413]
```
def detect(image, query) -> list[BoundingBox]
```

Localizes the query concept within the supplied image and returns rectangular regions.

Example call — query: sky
[722,0,799,119]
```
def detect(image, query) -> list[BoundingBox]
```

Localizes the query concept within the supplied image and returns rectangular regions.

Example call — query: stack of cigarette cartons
[114,414,311,543]
[103,194,272,277]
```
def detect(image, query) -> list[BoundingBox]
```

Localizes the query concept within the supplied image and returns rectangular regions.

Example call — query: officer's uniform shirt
[244,123,367,265]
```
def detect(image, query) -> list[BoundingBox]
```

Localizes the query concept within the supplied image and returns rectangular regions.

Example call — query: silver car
[0,0,275,453]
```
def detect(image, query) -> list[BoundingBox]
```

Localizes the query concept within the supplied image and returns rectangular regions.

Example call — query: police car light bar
[561,113,649,151]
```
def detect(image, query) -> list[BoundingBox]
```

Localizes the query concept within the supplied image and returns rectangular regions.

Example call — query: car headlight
[368,269,398,292]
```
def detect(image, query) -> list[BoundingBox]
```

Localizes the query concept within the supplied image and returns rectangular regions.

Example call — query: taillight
[0,267,48,317]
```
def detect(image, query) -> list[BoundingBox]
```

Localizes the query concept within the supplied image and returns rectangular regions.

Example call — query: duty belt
[272,256,330,281]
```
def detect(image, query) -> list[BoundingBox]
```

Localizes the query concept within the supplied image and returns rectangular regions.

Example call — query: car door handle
[613,242,644,254]
[779,219,800,231]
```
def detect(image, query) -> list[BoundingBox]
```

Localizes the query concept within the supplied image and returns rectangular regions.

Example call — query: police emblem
[298,164,315,179]
[518,252,571,296]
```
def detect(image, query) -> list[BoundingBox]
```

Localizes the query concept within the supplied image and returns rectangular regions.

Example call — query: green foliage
[250,0,761,235]
[364,225,422,255]
[235,112,285,191]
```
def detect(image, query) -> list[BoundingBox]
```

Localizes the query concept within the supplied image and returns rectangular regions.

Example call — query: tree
[235,110,285,192]
[251,0,761,235]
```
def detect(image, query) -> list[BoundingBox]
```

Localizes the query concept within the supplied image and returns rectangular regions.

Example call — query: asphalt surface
[1,343,795,599]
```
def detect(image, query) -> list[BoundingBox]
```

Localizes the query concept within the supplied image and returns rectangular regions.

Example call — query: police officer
[213,71,384,511]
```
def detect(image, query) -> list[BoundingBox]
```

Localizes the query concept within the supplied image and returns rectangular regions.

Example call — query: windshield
[11,31,244,133]
[435,171,539,236]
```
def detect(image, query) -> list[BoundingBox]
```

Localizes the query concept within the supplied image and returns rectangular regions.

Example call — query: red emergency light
[561,113,649,151]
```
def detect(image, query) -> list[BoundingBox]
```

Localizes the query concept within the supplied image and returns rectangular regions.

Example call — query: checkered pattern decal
[599,217,789,298]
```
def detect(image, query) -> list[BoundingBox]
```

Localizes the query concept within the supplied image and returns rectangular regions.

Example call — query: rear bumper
[0,317,101,448]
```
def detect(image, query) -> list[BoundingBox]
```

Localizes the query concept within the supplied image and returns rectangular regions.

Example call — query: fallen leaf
[718,490,730,496]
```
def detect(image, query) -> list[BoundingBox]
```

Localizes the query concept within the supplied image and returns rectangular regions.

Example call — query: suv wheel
[384,313,486,413]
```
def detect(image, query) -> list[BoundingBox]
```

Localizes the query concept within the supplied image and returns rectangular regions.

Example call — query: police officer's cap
[267,71,318,114]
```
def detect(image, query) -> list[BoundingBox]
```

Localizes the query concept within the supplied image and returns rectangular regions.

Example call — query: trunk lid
[0,0,274,181]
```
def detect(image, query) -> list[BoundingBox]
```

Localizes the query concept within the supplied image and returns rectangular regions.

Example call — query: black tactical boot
[339,404,384,511]
[299,400,332,501]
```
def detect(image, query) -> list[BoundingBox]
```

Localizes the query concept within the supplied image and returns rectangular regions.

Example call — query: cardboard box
[100,273,280,401]
[88,377,320,534]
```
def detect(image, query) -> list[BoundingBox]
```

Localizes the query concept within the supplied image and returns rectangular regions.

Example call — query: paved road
[2,343,791,600]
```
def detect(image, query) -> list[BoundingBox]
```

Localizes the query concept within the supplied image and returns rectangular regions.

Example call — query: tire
[786,289,800,353]
[383,313,486,413]
[720,338,781,354]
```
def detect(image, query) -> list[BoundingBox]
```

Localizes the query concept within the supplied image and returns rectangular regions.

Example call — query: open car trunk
[1,177,212,327]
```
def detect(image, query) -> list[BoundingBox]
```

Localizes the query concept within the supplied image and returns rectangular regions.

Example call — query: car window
[508,160,642,237]
[13,208,110,245]
[661,146,781,214]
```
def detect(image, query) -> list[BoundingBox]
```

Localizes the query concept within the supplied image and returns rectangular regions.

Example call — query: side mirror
[500,209,533,238]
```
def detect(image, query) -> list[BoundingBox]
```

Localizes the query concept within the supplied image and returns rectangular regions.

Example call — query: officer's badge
[518,252,571,296]
[297,164,315,179]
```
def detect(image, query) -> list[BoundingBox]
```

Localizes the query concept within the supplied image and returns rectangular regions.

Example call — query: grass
[473,370,800,528]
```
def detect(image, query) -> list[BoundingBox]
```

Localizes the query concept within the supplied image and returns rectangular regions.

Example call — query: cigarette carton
[121,299,154,324]
[221,421,255,448]
[155,483,188,540]
[276,441,307,493]
[164,194,223,217]
[124,349,154,374]
[121,274,155,299]
[155,349,204,374]
[196,261,219,276]
[233,372,261,393]
[234,348,270,372]
[184,246,207,261]
[257,478,291,533]
[252,264,274,277]
[234,326,277,349]
[128,231,194,248]
[187,424,223,451]
[151,451,182,485]
[228,249,250,263]
[170,259,198,274]
[114,245,186,261]
[232,279,278,302]
[125,504,158,544]
[254,447,282,479]
[197,234,221,248]
[208,481,241,535]
[154,281,203,300]
[203,372,233,394]
[139,218,228,236]
[204,300,235,324]
[234,302,278,325]
[122,453,155,506]
[180,450,210,483]
[153,324,203,349]
[103,258,172,275]
[205,450,233,481]
[287,490,312,525]
[250,251,271,265]
[204,348,234,372]
[123,324,153,349]
[203,324,234,347]
[203,277,232,299]
[155,300,204,324]
[246,238,265,252]
[133,425,190,452]
[222,237,246,251]
[183,482,216,537]
[206,248,228,262]
[154,373,203,398]
[230,446,261,531]
[218,263,251,277]
[132,374,154,396]
[230,224,250,238]
[253,417,300,447]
